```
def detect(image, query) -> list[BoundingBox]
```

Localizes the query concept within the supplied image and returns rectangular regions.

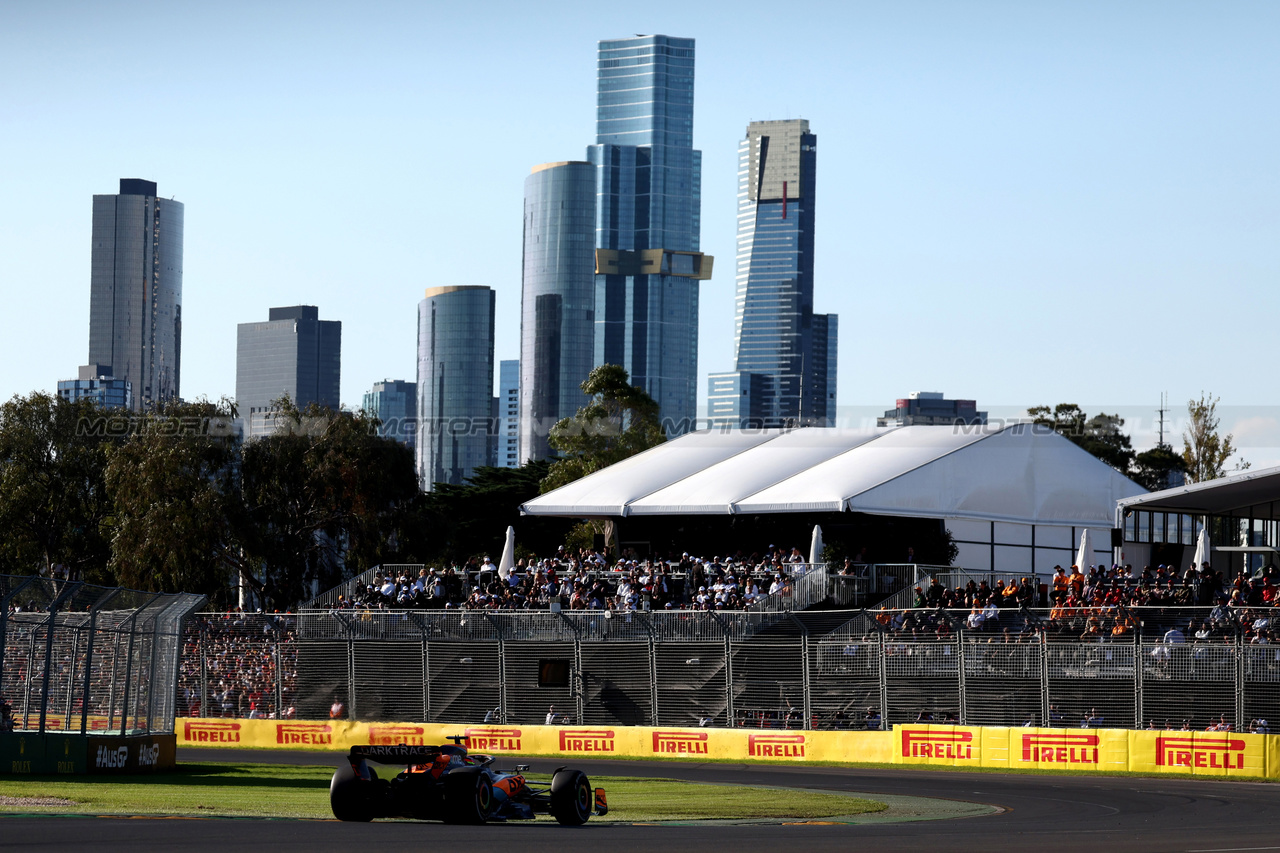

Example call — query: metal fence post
[1039,633,1050,728]
[649,639,659,727]
[1133,624,1143,730]
[421,637,430,722]
[573,639,584,725]
[64,629,79,730]
[200,632,208,721]
[497,639,507,723]
[106,627,123,731]
[877,632,888,729]
[145,610,161,734]
[956,629,967,725]
[800,632,812,730]
[346,636,357,720]
[80,607,100,734]
[37,582,78,733]
[1236,633,1245,733]
[274,643,283,719]
[119,614,138,735]
[723,629,735,728]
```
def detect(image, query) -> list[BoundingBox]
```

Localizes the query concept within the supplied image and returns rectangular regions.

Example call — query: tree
[1131,444,1187,492]
[412,460,564,565]
[236,400,420,608]
[0,392,120,580]
[1027,403,1135,474]
[105,399,241,602]
[541,365,665,493]
[1182,393,1248,483]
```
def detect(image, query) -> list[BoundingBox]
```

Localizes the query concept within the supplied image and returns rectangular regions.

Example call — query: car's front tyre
[550,769,592,825]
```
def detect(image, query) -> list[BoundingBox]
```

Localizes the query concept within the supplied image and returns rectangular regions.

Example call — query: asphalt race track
[2,747,1278,852]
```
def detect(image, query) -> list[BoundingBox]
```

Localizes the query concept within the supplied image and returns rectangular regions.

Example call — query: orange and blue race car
[330,735,608,825]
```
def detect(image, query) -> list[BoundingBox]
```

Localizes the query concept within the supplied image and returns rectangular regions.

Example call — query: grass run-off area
[0,763,885,822]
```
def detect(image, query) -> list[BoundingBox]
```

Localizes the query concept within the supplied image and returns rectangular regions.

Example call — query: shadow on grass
[3,764,332,791]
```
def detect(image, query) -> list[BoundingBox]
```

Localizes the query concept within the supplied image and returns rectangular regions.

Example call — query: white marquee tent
[521,423,1146,572]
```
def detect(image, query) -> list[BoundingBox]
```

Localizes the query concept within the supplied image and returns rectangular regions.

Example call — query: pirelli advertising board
[174,718,1278,778]
[891,724,1268,777]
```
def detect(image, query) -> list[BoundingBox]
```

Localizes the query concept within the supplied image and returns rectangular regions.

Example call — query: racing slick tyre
[330,762,374,822]
[550,769,593,826]
[443,767,493,824]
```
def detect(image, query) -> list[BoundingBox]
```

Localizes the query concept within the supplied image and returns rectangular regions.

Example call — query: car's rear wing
[349,744,445,764]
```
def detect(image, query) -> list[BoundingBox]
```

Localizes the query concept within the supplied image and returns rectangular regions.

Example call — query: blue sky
[1,1,1276,463]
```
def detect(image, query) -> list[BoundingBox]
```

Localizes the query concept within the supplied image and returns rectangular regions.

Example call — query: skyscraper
[521,161,597,463]
[363,379,417,451]
[496,360,519,469]
[707,120,837,429]
[417,286,495,490]
[589,35,712,436]
[83,178,184,411]
[236,305,342,438]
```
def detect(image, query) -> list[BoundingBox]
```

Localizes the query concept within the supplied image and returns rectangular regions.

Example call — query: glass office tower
[363,379,417,451]
[236,305,342,438]
[520,161,597,463]
[416,286,495,491]
[84,178,184,411]
[590,35,712,436]
[707,120,837,428]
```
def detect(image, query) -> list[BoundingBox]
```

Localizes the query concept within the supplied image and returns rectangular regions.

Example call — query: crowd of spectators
[176,612,298,719]
[873,562,1280,644]
[330,545,828,613]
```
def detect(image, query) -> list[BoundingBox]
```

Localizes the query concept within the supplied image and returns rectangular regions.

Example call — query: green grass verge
[0,763,885,822]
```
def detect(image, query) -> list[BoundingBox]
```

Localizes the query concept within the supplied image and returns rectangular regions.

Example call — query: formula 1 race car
[329,736,608,825]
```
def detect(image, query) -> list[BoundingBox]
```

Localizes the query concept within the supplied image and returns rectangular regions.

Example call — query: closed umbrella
[1191,526,1209,570]
[1076,528,1094,569]
[498,526,515,581]
[809,525,825,567]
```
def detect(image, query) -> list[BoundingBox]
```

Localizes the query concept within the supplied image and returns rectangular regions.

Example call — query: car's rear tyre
[550,769,592,825]
[330,762,374,822]
[443,767,492,824]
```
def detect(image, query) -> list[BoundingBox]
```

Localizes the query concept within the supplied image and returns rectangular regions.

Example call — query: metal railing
[2,575,205,735]
[175,604,1280,733]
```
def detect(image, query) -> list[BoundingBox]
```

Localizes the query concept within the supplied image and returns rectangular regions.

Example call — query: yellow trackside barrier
[176,718,896,763]
[174,718,1278,778]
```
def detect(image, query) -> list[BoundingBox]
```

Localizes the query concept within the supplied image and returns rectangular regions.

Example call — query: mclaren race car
[330,736,608,825]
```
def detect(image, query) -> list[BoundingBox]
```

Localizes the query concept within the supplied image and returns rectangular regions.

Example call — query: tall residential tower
[708,120,837,429]
[520,161,597,462]
[416,286,495,490]
[589,35,712,436]
[83,178,184,411]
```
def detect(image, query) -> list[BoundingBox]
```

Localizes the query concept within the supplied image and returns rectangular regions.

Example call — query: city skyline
[3,3,1277,464]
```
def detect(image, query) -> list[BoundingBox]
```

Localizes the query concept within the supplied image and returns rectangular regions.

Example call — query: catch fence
[175,605,1280,734]
[1,575,204,735]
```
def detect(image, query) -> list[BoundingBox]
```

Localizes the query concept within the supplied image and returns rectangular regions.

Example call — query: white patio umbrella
[497,526,515,581]
[1191,526,1210,570]
[809,525,825,566]
[1075,528,1094,569]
